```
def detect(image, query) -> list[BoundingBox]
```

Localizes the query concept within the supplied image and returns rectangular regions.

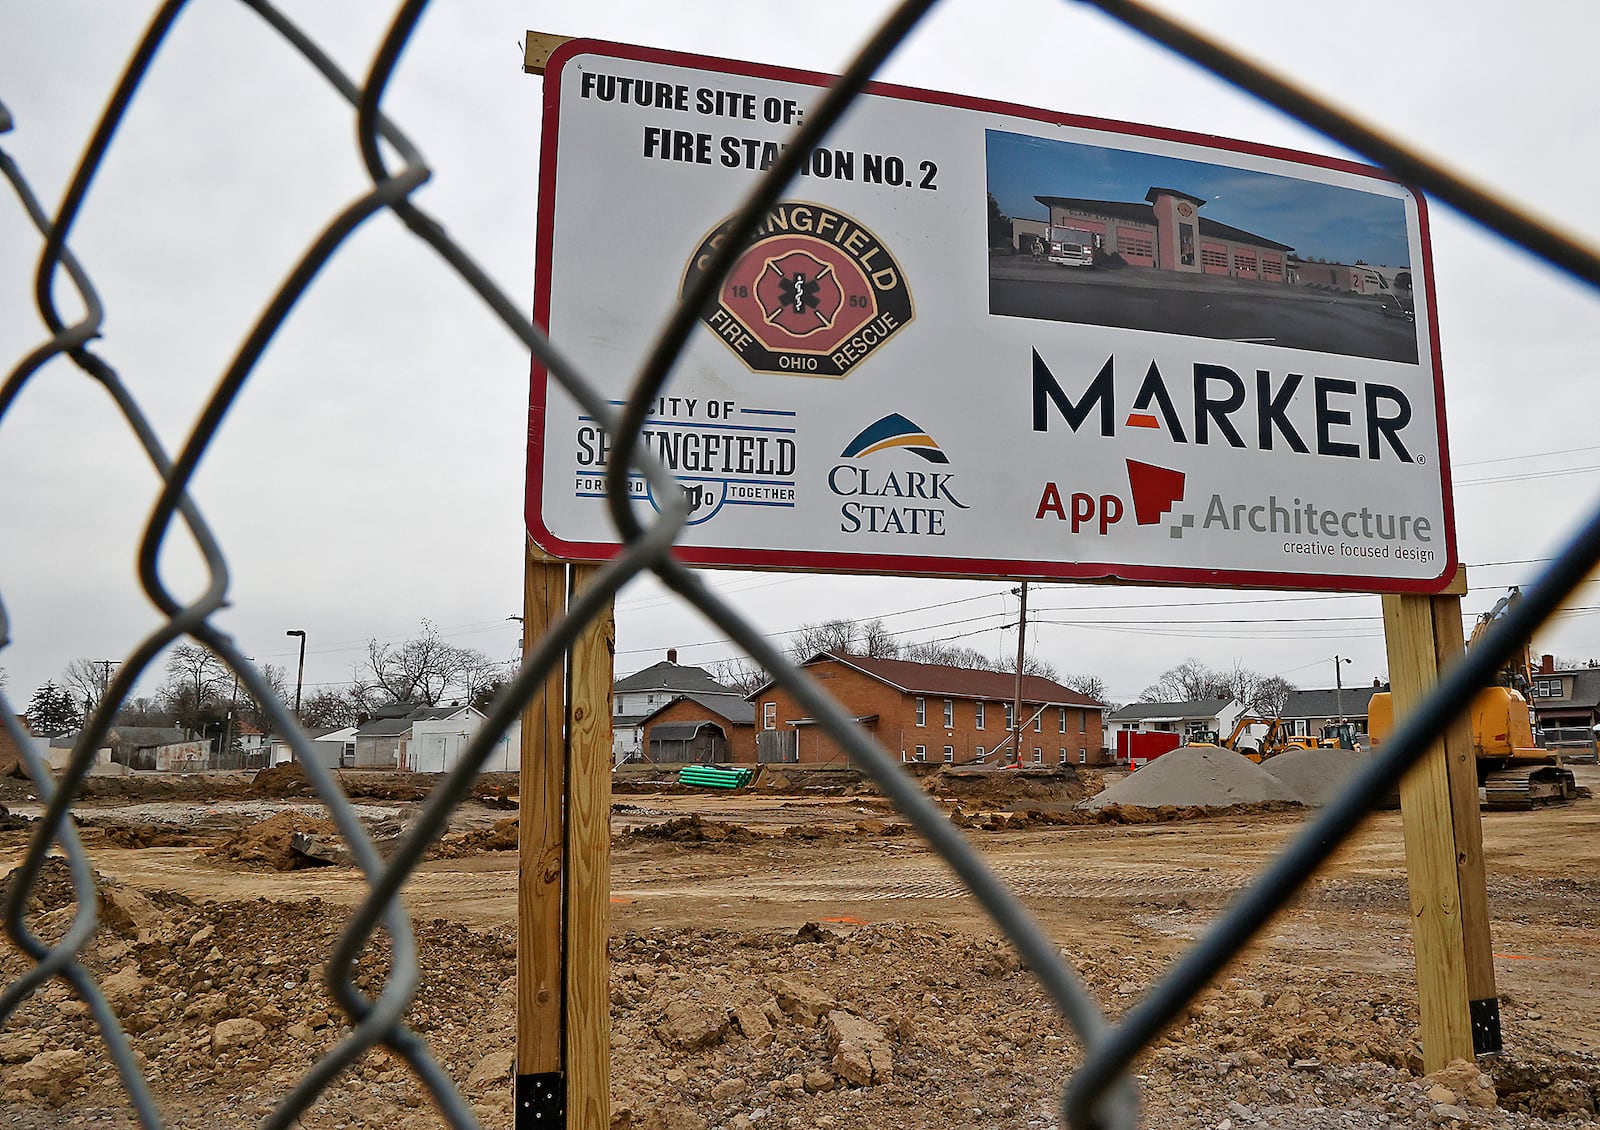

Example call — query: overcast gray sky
[3,1,1598,712]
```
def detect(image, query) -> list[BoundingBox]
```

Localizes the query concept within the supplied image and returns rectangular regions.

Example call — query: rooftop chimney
[1541,654,1555,675]
[667,648,678,664]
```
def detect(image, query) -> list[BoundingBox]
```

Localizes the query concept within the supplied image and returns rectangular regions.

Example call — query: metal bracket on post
[1470,998,1503,1056]
[516,1072,566,1127]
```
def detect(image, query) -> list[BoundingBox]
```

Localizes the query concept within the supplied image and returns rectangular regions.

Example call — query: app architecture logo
[681,201,914,378]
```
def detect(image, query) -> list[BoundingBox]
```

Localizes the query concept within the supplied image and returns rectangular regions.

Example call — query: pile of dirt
[1078,747,1303,811]
[250,763,318,798]
[931,766,1104,808]
[77,773,257,803]
[436,817,519,857]
[946,800,1303,830]
[473,773,518,809]
[1261,747,1378,807]
[617,814,765,847]
[90,824,214,849]
[203,810,340,871]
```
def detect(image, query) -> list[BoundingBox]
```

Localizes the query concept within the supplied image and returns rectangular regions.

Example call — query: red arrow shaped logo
[1126,460,1185,525]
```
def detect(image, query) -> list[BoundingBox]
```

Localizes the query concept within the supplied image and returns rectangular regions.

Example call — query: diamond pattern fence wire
[2,2,1599,1128]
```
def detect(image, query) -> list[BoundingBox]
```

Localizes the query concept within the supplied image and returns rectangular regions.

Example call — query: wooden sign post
[516,538,614,1129]
[1381,567,1500,1069]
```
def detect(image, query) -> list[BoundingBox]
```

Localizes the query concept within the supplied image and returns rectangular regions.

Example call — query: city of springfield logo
[681,201,914,378]
[830,414,966,535]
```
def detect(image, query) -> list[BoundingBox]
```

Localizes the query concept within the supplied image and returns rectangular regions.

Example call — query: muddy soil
[0,766,1595,1128]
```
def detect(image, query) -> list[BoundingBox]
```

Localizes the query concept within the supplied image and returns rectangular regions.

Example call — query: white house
[1104,697,1269,754]
[267,726,358,770]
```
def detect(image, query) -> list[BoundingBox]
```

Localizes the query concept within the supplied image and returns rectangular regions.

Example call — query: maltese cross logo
[757,251,843,336]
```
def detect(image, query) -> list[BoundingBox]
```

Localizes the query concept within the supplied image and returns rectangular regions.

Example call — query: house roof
[356,716,417,737]
[613,660,737,697]
[1108,697,1233,723]
[1533,667,1600,710]
[649,721,720,743]
[1035,193,1294,253]
[50,726,190,750]
[641,693,756,727]
[780,652,1103,708]
[1280,687,1380,721]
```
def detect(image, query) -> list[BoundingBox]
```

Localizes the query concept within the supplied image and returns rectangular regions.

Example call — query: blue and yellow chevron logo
[840,413,949,464]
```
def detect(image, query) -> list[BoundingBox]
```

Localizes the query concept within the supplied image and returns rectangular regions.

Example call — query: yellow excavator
[1184,715,1355,763]
[1367,587,1579,810]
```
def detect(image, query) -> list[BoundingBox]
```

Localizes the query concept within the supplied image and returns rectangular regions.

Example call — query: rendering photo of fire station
[985,129,1420,364]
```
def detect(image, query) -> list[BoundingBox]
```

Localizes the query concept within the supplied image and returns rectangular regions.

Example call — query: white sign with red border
[529,39,1456,592]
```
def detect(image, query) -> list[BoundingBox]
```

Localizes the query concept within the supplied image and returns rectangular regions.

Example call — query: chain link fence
[2,1,1598,1128]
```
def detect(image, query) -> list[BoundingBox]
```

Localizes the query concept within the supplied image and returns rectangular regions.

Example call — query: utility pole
[286,630,307,721]
[1011,582,1028,767]
[92,659,117,717]
[220,658,252,769]
[1335,655,1351,722]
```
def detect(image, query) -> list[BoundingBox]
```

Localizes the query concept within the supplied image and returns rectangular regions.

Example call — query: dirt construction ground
[0,762,1597,1129]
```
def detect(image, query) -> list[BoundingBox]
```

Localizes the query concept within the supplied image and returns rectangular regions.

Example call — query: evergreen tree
[26,681,82,736]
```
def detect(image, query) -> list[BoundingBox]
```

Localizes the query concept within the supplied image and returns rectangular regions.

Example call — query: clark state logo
[830,414,967,536]
[681,201,914,378]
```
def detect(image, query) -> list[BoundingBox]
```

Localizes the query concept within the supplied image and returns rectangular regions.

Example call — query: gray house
[1279,685,1381,738]
[612,650,745,764]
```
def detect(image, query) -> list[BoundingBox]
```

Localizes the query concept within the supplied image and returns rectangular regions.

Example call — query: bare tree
[859,618,901,660]
[160,643,230,738]
[62,658,115,717]
[900,642,996,670]
[1138,659,1233,704]
[787,618,898,660]
[787,619,859,659]
[115,695,174,727]
[1138,659,1294,716]
[709,656,769,697]
[237,662,291,735]
[299,687,361,730]
[1248,675,1296,718]
[461,658,512,713]
[1062,673,1107,702]
[358,620,493,708]
[1000,654,1060,681]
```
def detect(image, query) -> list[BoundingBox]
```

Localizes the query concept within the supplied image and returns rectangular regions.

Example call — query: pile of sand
[1260,748,1373,807]
[1078,747,1301,810]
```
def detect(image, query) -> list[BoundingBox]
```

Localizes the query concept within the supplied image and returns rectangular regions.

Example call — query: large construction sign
[528,39,1456,592]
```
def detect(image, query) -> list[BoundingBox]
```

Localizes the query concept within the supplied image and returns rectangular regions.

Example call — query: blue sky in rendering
[987,129,1411,267]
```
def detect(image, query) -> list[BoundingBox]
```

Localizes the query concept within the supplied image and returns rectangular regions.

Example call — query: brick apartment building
[752,651,1108,766]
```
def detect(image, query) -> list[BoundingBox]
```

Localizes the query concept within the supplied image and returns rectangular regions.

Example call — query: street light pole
[286,630,307,721]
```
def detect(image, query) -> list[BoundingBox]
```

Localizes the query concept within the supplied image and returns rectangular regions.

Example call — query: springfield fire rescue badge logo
[681,201,914,378]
